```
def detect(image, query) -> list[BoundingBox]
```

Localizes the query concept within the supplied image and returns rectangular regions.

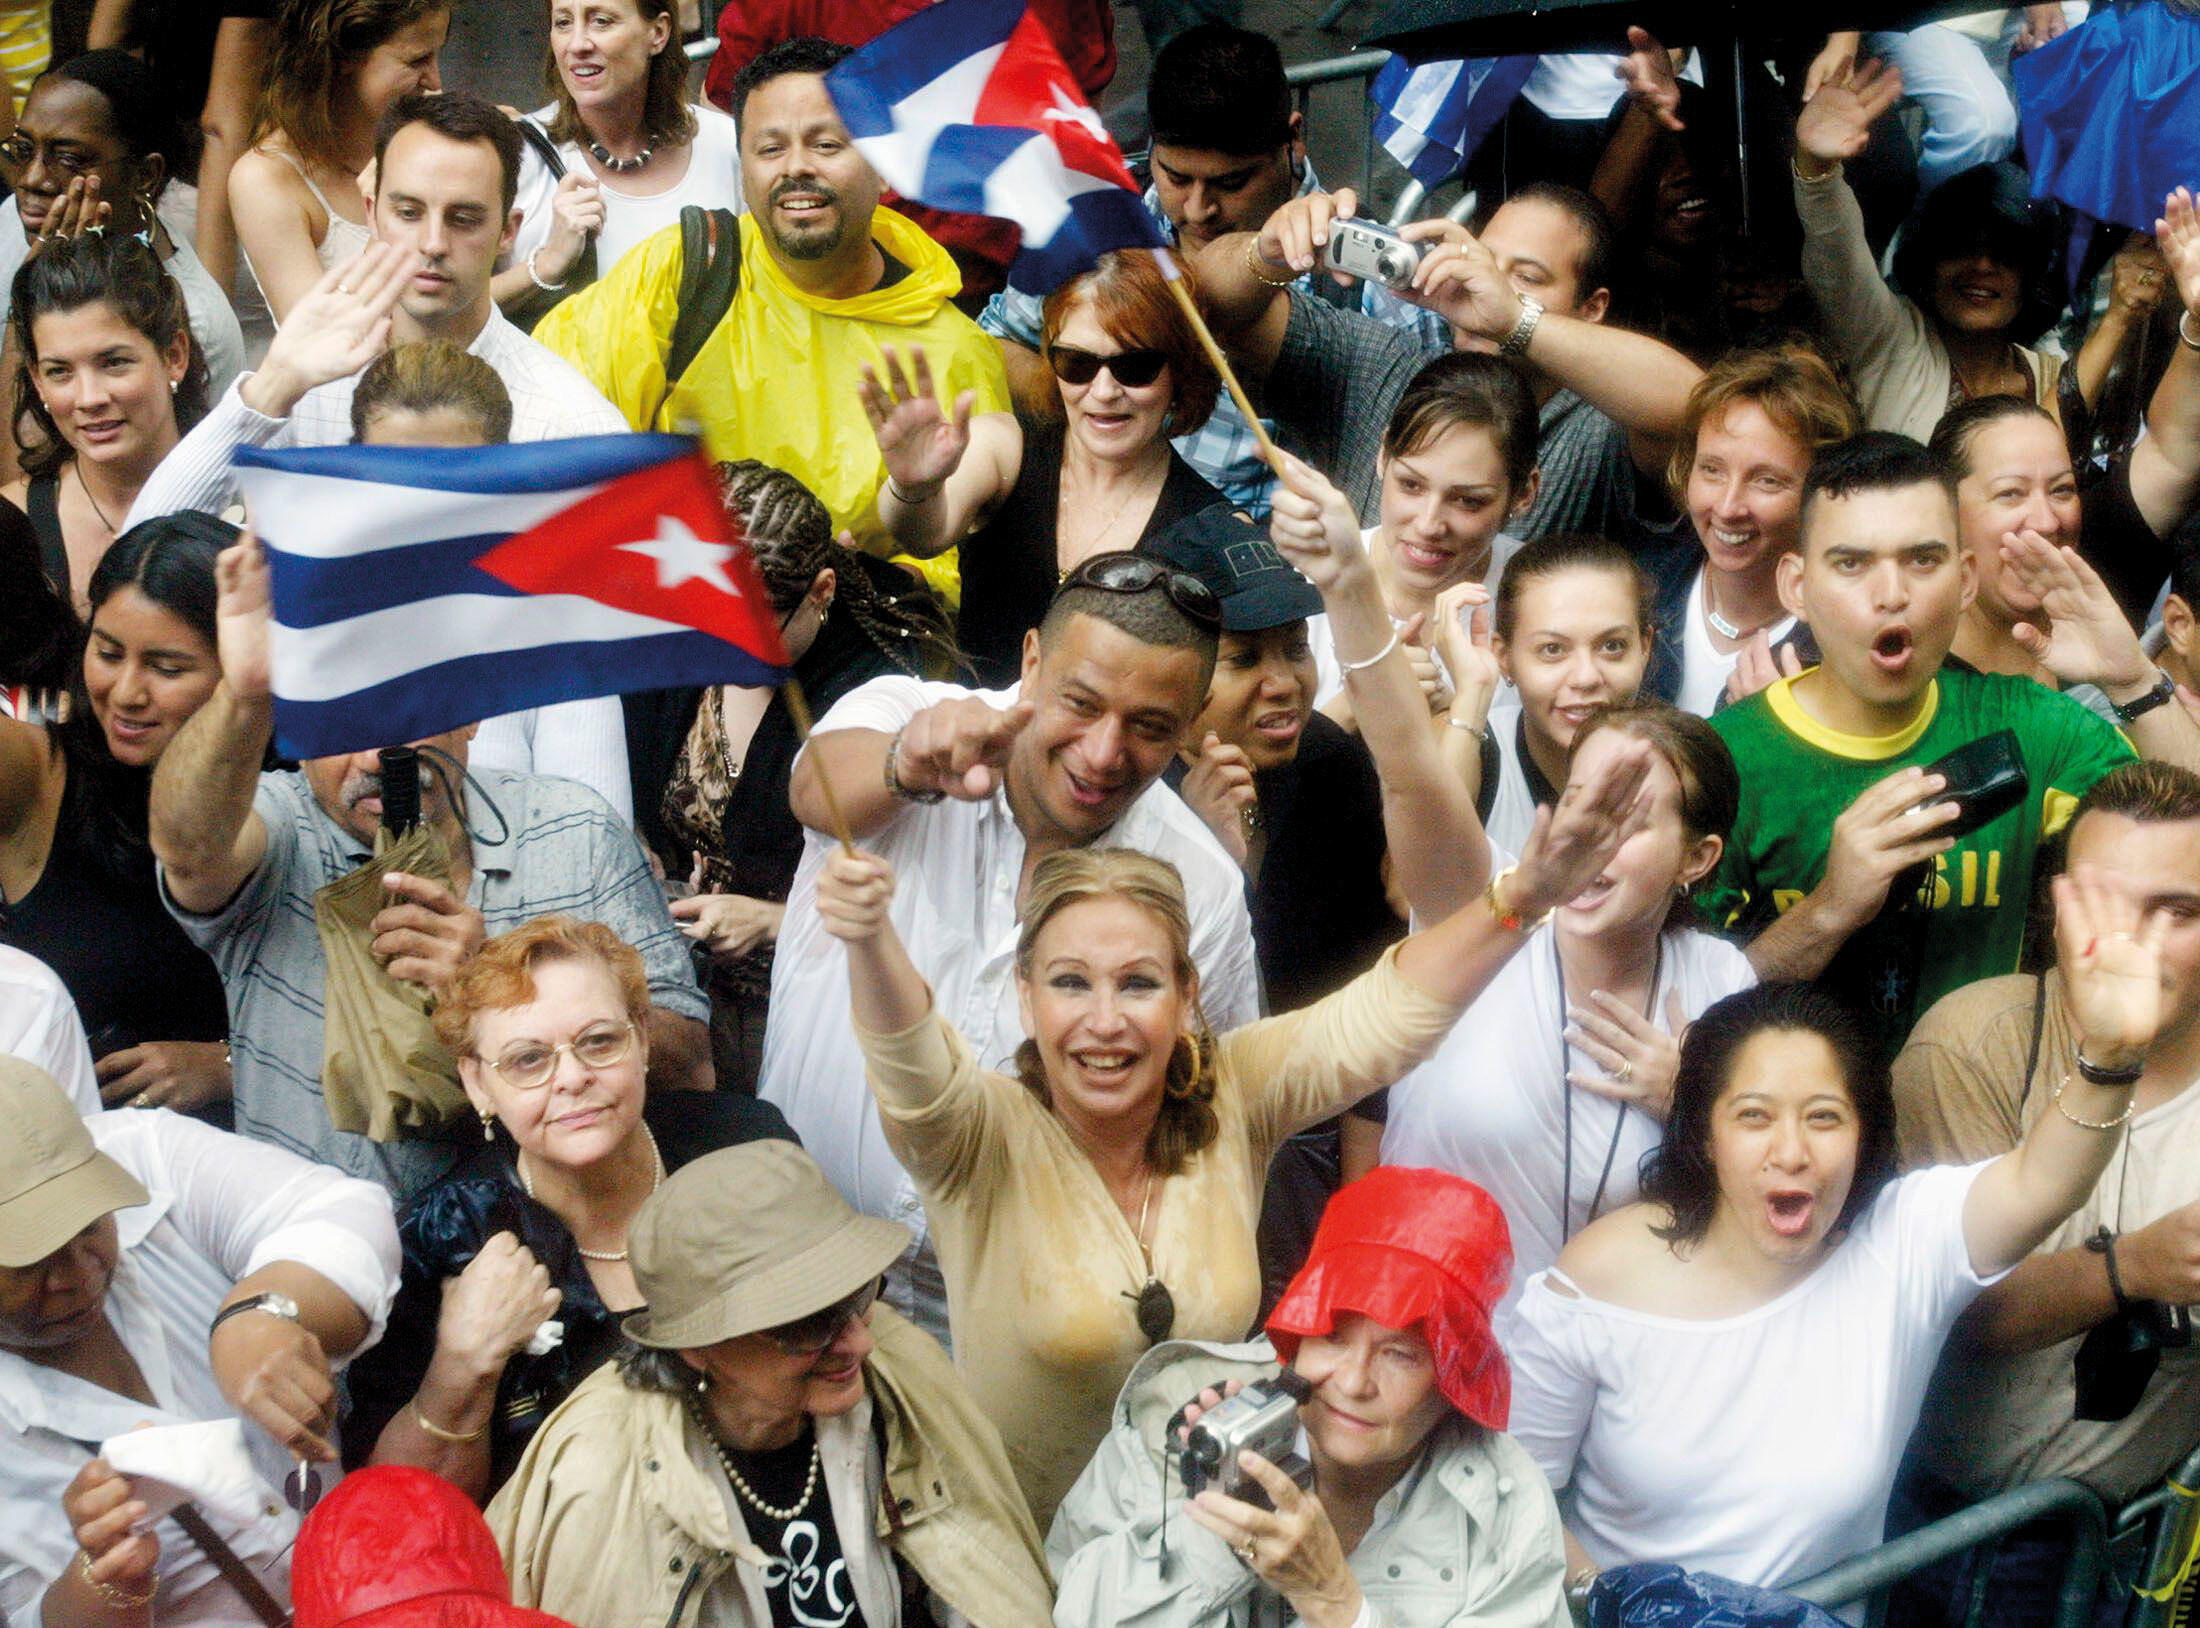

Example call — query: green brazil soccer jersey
[1700,667,2134,1041]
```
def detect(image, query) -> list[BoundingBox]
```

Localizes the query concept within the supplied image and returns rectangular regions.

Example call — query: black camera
[1177,1370,1314,1511]
[2075,1296,2191,1421]
[379,746,421,838]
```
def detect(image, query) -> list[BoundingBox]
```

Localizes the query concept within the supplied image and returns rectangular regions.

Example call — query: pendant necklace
[1704,571,1776,643]
[1124,1166,1176,1345]
[518,1123,664,1261]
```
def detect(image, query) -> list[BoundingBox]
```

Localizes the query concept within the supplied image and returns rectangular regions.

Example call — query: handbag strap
[170,1501,291,1627]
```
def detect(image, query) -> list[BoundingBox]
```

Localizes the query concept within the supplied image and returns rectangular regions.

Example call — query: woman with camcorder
[1048,1165,1570,1628]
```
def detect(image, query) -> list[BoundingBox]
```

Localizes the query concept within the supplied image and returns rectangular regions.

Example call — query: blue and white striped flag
[1370,54,1538,190]
[233,434,789,761]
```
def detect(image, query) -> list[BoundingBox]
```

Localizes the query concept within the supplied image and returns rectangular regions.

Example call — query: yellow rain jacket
[534,207,1009,607]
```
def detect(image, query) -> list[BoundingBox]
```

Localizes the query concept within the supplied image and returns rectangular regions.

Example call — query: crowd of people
[3,0,2200,1625]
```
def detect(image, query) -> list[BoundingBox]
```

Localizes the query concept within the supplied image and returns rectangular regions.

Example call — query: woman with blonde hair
[344,913,792,1502]
[230,0,447,321]
[815,729,1662,1525]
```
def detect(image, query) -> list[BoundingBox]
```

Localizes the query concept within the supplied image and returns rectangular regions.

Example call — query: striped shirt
[162,767,706,1200]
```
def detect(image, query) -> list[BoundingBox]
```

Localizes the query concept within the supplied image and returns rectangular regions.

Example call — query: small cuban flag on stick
[825,0,1285,476]
[232,433,863,846]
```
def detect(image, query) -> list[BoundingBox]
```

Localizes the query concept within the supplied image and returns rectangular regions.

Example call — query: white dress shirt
[0,945,99,1113]
[123,306,630,528]
[760,677,1261,1338]
[0,1110,399,1628]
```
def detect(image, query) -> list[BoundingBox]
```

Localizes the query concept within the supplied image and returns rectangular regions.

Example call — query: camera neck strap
[1555,931,1662,1243]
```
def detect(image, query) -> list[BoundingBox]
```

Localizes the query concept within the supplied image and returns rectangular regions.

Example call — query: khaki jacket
[485,1306,1052,1628]
[1048,1339,1570,1628]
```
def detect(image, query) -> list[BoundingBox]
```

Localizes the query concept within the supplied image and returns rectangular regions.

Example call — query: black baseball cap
[1141,505,1322,633]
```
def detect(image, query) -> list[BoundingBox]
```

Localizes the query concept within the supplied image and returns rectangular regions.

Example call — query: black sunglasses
[1046,344,1169,389]
[1061,553,1223,631]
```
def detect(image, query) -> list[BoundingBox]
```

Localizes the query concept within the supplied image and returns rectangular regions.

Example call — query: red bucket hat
[1265,1166,1514,1431]
[292,1466,575,1628]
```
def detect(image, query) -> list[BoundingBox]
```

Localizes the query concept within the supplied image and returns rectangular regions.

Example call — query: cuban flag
[233,435,789,761]
[826,0,1167,297]
[1370,55,1537,189]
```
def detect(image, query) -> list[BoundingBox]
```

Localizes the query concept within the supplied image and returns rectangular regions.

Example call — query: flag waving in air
[233,435,788,761]
[825,0,1168,296]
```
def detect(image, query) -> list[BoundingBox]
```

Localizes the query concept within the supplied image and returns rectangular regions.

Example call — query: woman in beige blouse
[813,732,1658,1524]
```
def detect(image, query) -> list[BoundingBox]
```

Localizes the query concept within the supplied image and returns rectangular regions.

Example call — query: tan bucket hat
[0,1058,150,1268]
[623,1140,910,1350]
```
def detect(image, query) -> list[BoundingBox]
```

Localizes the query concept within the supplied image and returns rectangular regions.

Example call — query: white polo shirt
[760,677,1261,1334]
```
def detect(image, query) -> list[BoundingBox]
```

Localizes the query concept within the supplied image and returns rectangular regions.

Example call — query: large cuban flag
[825,0,1168,297]
[233,435,789,761]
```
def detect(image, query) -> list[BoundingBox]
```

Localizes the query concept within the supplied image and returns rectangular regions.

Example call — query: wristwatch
[881,721,944,804]
[1498,295,1544,358]
[2109,671,2176,726]
[209,1292,301,1339]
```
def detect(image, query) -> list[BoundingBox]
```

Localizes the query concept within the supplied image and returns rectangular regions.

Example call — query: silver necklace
[1703,571,1776,642]
[690,1397,821,1522]
[518,1123,663,1261]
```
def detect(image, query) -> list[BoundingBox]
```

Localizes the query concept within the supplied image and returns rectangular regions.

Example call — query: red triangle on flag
[974,7,1137,191]
[473,453,790,668]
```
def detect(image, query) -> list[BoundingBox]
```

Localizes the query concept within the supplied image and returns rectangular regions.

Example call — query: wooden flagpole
[779,674,859,856]
[1155,247,1286,480]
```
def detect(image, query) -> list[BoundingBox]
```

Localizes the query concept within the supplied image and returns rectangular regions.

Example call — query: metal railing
[2120,1446,2200,1628]
[1781,1479,2109,1628]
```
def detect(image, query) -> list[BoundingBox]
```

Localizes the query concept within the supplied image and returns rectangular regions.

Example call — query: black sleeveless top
[0,754,230,1060]
[954,422,1225,689]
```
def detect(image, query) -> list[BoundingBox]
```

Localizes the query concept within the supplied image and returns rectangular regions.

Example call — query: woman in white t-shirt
[1370,702,1750,1316]
[1647,345,1859,716]
[1308,353,1541,722]
[497,0,742,318]
[1508,876,2168,1620]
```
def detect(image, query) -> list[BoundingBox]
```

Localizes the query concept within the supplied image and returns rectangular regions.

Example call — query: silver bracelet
[525,246,569,293]
[2182,308,2200,353]
[1336,627,1402,674]
[884,476,938,506]
[1446,711,1483,731]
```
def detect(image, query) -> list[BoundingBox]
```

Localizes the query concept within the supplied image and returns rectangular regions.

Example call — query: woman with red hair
[855,247,1227,685]
[1047,1166,1570,1628]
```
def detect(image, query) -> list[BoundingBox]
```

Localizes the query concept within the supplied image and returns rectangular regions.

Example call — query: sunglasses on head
[1046,345,1169,389]
[1060,553,1223,632]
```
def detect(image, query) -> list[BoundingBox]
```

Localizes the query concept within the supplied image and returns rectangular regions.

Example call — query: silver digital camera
[1177,1370,1314,1510]
[1322,218,1425,290]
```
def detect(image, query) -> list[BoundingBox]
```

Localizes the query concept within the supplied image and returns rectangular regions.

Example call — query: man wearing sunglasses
[760,553,1261,1344]
[488,1141,1051,1628]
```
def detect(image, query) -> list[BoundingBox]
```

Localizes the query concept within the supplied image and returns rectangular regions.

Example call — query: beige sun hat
[0,1058,150,1268]
[622,1140,911,1350]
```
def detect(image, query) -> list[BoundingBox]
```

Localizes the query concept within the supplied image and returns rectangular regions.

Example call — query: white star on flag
[1040,82,1107,144]
[618,515,744,595]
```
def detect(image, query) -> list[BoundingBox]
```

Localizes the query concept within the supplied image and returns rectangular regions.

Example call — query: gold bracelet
[1484,864,1552,934]
[1242,235,1296,289]
[411,1398,489,1444]
[76,1549,155,1610]
[2052,1072,2136,1131]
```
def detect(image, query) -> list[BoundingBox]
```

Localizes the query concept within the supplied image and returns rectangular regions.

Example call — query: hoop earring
[1164,1032,1202,1100]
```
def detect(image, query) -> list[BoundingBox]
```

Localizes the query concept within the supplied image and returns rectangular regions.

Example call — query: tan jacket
[485,1306,1053,1628]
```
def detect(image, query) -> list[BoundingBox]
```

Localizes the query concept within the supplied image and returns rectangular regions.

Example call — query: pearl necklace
[690,1396,821,1522]
[587,139,652,173]
[518,1123,663,1262]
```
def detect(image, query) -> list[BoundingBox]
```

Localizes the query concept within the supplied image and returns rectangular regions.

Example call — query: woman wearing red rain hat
[291,1465,575,1628]
[1049,1166,1571,1628]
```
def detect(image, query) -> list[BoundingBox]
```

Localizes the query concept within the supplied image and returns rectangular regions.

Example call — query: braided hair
[715,460,961,679]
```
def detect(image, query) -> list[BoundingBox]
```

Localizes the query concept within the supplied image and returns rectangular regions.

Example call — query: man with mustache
[533,36,1010,603]
[149,534,711,1202]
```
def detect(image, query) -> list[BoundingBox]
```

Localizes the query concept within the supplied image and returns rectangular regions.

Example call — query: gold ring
[1236,1545,1257,1566]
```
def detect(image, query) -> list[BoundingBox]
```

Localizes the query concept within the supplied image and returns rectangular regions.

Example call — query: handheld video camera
[2076,1295,2192,1421]
[1177,1370,1315,1511]
[1322,219,1426,290]
[379,746,421,838]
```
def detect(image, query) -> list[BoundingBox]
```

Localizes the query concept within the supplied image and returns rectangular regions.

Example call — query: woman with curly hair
[814,729,1661,1525]
[2,231,208,608]
[229,0,447,321]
